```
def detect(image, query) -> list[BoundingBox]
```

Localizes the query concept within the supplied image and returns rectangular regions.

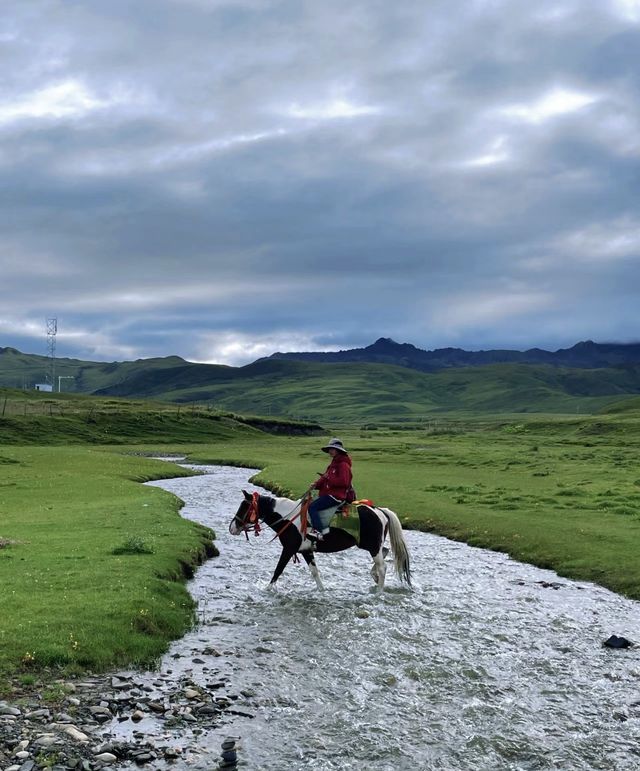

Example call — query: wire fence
[0,396,221,419]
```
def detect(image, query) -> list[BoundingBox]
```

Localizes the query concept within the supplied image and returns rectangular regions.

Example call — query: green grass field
[0,447,220,682]
[2,390,640,685]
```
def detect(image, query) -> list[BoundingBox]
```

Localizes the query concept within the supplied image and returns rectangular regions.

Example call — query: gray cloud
[1,0,639,365]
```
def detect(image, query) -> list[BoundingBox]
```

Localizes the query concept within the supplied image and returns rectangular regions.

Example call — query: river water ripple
[115,463,640,770]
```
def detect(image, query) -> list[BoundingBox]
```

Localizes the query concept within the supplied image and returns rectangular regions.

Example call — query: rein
[267,495,310,543]
[236,493,311,542]
[240,492,262,540]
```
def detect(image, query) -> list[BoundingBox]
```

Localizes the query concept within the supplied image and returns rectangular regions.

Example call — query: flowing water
[111,463,640,770]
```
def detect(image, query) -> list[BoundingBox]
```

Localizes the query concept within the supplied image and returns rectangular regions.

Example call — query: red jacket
[314,453,352,499]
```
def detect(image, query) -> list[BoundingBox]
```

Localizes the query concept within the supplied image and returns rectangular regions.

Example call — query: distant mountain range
[269,338,640,371]
[3,339,640,419]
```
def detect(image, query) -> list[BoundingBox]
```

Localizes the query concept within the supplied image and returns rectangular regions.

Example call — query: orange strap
[244,492,261,539]
[268,496,311,542]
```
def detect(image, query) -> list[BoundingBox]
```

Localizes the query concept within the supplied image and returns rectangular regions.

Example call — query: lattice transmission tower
[46,317,57,389]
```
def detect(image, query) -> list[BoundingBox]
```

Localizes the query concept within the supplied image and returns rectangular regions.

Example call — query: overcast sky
[1,0,640,365]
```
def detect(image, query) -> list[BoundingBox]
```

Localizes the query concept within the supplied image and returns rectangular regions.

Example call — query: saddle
[304,499,375,545]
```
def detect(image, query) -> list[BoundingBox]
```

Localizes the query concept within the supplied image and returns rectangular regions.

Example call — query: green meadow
[2,386,640,684]
[0,447,213,681]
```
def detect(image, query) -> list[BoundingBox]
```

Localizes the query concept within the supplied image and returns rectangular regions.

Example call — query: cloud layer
[1,0,639,364]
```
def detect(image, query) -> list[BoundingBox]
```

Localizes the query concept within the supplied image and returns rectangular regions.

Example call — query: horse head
[229,490,262,536]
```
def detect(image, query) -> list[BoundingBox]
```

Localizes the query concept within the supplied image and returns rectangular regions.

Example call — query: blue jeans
[308,495,341,531]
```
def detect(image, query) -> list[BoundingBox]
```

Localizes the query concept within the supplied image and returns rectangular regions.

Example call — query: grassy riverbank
[0,447,215,682]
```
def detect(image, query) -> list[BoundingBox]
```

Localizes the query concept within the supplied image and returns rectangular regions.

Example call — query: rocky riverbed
[0,653,251,770]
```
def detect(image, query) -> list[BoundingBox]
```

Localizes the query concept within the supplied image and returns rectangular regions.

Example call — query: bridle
[230,492,311,542]
[231,492,262,539]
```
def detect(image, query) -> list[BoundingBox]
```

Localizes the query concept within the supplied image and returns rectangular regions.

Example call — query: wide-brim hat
[322,438,348,454]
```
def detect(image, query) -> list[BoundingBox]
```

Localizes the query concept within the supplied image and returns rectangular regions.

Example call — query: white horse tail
[379,507,412,586]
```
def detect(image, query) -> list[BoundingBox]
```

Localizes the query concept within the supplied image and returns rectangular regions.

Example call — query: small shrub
[42,683,70,703]
[36,751,61,769]
[112,536,154,555]
[503,423,526,434]
[613,506,637,517]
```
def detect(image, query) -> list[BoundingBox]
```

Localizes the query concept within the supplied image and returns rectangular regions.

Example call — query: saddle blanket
[327,500,374,544]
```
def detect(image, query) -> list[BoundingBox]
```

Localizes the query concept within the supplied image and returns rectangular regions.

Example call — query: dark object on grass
[603,635,634,649]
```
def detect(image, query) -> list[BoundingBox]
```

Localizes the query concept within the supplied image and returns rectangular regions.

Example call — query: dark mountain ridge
[268,337,640,371]
[3,340,640,417]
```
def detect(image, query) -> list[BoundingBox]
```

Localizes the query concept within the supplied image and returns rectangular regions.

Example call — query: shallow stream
[110,463,640,770]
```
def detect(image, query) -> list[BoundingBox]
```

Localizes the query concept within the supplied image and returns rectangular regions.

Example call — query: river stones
[1,603,253,771]
[34,734,59,747]
[196,704,219,716]
[24,708,50,720]
[54,724,90,743]
[217,737,240,769]
[94,752,117,764]
[0,706,22,717]
[603,634,634,649]
[110,677,131,690]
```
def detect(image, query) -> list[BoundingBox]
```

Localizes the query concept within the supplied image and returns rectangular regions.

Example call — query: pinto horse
[229,491,412,590]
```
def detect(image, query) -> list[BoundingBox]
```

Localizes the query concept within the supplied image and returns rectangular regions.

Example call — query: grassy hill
[0,388,322,444]
[97,359,640,420]
[3,346,640,421]
[0,346,214,393]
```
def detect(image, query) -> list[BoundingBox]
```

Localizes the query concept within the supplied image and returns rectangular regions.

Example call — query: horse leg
[370,549,387,590]
[301,551,324,591]
[270,547,295,585]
